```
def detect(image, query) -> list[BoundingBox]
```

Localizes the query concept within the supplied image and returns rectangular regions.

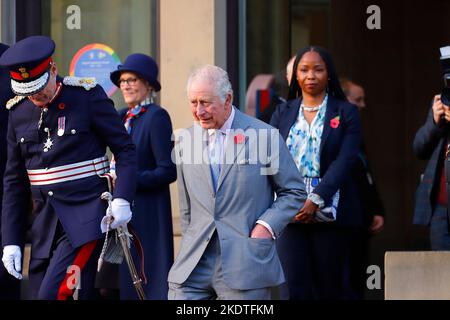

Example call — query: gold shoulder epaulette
[6,95,26,110]
[63,76,97,90]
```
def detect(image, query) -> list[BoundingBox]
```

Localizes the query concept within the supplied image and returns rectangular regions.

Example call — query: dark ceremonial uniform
[0,36,136,300]
[2,76,136,299]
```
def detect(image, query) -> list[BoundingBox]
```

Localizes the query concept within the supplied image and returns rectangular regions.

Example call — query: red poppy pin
[58,103,65,110]
[330,116,340,129]
[234,133,246,144]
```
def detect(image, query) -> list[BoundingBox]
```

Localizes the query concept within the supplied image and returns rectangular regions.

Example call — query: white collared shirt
[207,106,235,166]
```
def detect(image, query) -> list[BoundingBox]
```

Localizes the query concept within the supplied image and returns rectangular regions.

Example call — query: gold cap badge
[18,67,29,79]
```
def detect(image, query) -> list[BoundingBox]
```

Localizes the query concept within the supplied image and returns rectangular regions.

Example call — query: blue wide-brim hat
[110,53,161,92]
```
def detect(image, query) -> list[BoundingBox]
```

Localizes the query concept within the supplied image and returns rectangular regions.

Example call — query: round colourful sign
[69,43,121,97]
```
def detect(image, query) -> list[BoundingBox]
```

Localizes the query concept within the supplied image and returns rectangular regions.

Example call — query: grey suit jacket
[168,108,306,290]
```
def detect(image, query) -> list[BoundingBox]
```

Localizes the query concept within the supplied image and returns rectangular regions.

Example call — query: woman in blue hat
[110,53,176,300]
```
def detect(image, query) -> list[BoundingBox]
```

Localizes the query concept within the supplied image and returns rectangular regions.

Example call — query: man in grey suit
[168,65,306,300]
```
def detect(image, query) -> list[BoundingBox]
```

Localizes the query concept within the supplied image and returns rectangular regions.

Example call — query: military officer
[0,35,136,300]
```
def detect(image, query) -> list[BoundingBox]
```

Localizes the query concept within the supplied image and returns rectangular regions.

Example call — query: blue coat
[270,95,364,227]
[1,77,136,259]
[119,104,176,300]
[413,106,449,225]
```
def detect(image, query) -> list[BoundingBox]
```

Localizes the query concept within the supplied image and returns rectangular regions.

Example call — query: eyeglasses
[118,77,139,86]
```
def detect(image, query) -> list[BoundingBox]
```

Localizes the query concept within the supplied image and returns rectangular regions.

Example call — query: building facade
[3,0,450,299]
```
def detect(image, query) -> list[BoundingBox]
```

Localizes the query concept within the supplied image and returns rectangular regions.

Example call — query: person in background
[285,56,296,87]
[0,36,136,300]
[270,46,364,299]
[413,93,450,250]
[258,56,295,124]
[110,53,176,300]
[168,65,306,300]
[0,42,21,300]
[340,78,385,299]
[341,79,366,110]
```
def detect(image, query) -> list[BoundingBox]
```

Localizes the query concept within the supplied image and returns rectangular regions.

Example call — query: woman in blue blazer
[110,53,177,299]
[270,46,364,299]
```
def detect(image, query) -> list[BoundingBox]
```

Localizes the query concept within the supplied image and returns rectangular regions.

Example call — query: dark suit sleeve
[89,87,137,203]
[362,162,385,217]
[269,102,283,129]
[413,105,448,160]
[137,108,177,189]
[259,96,283,124]
[314,105,362,203]
[1,113,29,247]
[354,153,385,222]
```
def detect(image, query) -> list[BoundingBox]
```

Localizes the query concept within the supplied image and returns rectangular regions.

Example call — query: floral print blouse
[286,95,328,177]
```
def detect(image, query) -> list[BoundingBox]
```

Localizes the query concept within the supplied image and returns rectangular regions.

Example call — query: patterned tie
[209,130,222,192]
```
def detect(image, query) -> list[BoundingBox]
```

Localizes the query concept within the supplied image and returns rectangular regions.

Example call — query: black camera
[440,46,450,105]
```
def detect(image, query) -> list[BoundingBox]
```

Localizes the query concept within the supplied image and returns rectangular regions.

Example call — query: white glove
[100,198,132,233]
[2,245,23,280]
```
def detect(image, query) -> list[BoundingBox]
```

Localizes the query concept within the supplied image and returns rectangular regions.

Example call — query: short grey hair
[186,65,233,103]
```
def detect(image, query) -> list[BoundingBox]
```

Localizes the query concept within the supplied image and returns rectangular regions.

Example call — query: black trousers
[276,223,353,300]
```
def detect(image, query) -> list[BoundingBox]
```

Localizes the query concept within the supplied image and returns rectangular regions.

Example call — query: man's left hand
[250,224,272,239]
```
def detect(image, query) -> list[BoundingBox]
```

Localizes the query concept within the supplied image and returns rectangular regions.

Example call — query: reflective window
[42,0,156,108]
[244,0,330,112]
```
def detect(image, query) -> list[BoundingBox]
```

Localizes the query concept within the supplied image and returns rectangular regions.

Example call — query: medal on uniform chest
[43,128,53,152]
[57,116,65,136]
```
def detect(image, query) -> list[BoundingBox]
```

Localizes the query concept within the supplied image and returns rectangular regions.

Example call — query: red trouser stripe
[57,240,97,300]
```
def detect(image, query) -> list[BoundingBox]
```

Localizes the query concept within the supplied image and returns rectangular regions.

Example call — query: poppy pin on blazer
[234,133,246,144]
[330,116,340,129]
[58,103,65,110]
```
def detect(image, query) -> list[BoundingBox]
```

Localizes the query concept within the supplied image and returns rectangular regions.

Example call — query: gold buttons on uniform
[20,137,24,143]
[48,191,54,196]
[71,129,76,135]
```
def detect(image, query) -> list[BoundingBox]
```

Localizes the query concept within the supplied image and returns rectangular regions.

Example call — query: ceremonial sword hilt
[97,191,114,272]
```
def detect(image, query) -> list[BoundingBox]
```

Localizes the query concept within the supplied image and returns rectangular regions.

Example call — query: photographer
[413,46,450,250]
[413,93,450,250]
